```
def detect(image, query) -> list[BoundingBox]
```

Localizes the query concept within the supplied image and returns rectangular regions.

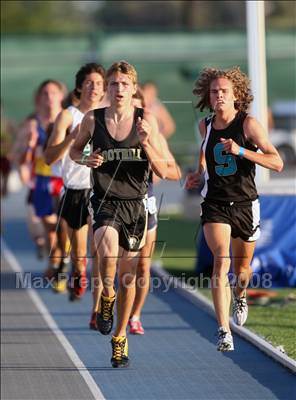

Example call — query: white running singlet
[61,106,91,189]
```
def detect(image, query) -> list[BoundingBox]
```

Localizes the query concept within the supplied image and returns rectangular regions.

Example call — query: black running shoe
[96,294,116,335]
[111,336,129,368]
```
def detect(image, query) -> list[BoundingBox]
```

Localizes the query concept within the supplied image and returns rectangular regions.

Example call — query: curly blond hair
[193,66,253,112]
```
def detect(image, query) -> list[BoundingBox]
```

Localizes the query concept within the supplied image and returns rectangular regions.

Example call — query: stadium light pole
[246,0,270,183]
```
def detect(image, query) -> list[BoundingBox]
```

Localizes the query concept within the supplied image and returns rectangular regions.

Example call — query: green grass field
[154,213,198,271]
[2,31,295,151]
[154,214,296,360]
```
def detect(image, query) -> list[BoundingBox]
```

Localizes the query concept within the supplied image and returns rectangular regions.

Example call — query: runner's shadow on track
[152,282,295,400]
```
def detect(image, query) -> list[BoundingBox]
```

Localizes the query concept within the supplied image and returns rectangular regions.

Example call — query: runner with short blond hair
[70,60,168,368]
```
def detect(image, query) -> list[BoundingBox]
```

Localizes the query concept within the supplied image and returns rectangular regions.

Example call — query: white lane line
[2,239,106,400]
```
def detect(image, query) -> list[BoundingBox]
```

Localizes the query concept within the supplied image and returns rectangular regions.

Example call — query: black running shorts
[89,194,148,252]
[59,188,91,230]
[200,198,260,242]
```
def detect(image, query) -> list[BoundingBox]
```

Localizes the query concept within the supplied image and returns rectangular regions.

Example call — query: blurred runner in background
[45,63,106,302]
[21,80,68,278]
[128,88,181,335]
[142,81,175,139]
[0,102,16,197]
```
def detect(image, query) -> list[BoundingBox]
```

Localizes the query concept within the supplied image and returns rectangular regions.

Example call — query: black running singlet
[91,107,149,200]
[201,112,258,202]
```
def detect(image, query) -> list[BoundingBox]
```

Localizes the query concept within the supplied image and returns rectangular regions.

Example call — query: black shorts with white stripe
[200,198,260,242]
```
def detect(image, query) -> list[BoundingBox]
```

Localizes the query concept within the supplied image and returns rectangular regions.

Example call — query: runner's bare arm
[220,116,283,172]
[69,111,93,164]
[154,134,181,181]
[44,109,74,164]
[20,119,39,165]
[243,116,283,171]
[196,119,207,174]
[70,111,104,168]
[185,119,206,189]
[137,112,168,179]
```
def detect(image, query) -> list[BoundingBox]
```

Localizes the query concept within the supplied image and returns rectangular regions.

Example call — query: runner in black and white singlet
[70,61,168,368]
[45,63,106,300]
[89,105,150,252]
[202,112,258,202]
[186,67,283,352]
[91,106,149,197]
[201,111,260,242]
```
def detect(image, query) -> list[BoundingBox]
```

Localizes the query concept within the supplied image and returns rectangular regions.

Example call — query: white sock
[219,326,229,333]
[130,315,139,322]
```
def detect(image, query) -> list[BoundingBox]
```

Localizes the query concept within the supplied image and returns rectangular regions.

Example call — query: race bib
[147,196,157,214]
[83,143,91,156]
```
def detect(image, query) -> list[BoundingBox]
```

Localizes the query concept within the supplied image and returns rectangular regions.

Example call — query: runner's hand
[26,120,39,148]
[84,148,104,168]
[220,138,240,155]
[185,171,202,189]
[136,117,151,146]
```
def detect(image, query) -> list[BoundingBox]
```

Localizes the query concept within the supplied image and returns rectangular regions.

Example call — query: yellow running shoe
[111,336,129,368]
[52,278,67,293]
[52,260,69,294]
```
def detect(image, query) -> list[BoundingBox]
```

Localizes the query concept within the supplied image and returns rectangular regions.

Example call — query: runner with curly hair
[186,66,283,351]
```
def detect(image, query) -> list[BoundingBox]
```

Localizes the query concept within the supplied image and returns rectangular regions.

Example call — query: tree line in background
[1,0,296,34]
